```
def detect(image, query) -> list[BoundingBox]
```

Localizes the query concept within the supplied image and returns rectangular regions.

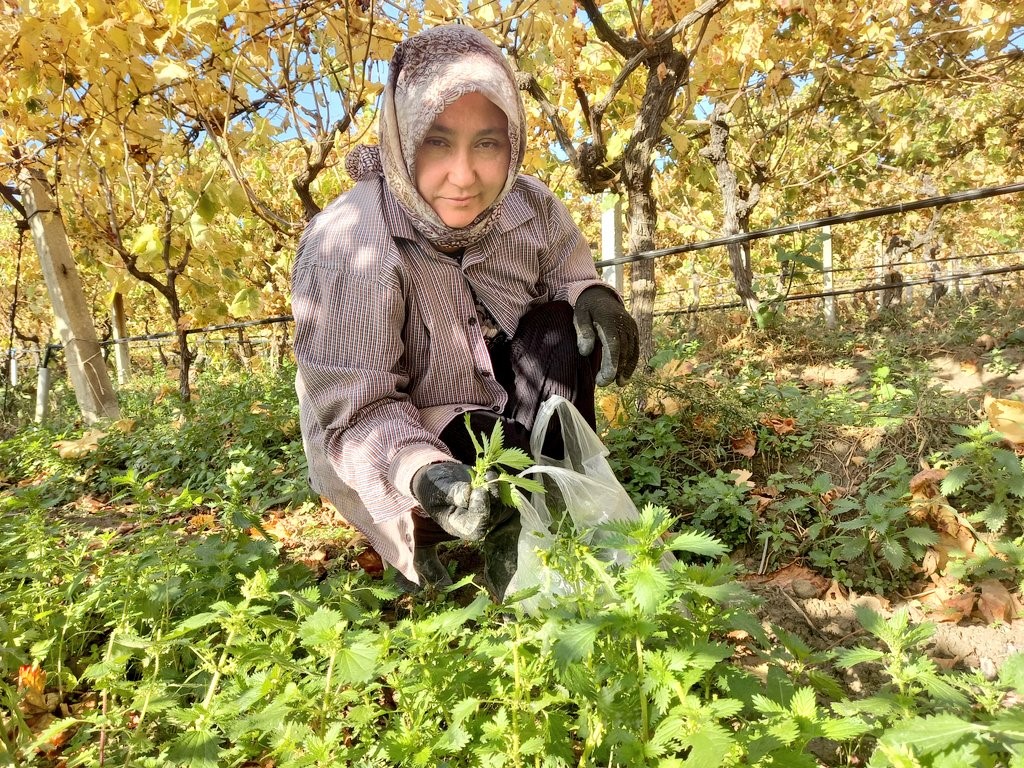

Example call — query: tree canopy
[2,0,1022,380]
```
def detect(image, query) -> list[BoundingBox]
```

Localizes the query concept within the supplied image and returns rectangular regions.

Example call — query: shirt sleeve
[536,186,617,306]
[292,257,452,525]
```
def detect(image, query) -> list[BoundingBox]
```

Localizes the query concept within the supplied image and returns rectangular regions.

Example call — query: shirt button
[454,406,464,413]
[468,317,478,325]
[479,369,491,378]
[491,405,500,412]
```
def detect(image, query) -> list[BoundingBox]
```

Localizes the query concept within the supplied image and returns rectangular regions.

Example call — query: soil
[749,339,1024,681]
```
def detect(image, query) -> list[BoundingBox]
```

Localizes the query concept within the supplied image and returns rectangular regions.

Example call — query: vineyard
[2,1,1024,766]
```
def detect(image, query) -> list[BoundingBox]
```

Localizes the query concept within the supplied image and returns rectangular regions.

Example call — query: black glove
[412,462,499,541]
[573,286,640,386]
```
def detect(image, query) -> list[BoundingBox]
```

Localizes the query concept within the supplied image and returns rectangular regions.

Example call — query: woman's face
[414,91,511,229]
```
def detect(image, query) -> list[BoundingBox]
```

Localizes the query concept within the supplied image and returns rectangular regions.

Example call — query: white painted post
[950,252,961,295]
[822,226,835,328]
[601,196,624,294]
[876,236,885,310]
[111,292,131,385]
[8,351,16,388]
[35,366,51,423]
[18,168,120,422]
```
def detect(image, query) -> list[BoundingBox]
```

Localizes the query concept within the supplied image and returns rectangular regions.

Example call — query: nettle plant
[937,422,1024,535]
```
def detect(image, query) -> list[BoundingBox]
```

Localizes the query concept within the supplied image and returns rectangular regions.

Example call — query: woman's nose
[447,148,476,186]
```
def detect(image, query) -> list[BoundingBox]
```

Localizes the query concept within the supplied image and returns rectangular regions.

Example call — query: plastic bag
[504,395,674,614]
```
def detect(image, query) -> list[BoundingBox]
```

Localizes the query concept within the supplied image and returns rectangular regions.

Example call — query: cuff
[389,443,454,500]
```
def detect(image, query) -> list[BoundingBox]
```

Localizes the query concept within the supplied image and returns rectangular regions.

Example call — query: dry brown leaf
[822,579,846,601]
[977,579,1017,624]
[731,429,757,458]
[187,513,216,531]
[18,664,47,712]
[693,413,720,435]
[658,358,695,381]
[731,469,754,487]
[930,592,976,623]
[355,547,385,577]
[910,468,949,500]
[744,563,829,594]
[52,429,106,459]
[760,415,797,435]
[985,395,1024,444]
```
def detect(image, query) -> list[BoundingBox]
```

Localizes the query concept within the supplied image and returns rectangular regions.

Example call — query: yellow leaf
[152,60,190,85]
[984,396,1024,444]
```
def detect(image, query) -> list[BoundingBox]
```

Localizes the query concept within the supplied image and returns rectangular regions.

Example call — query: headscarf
[346,25,527,251]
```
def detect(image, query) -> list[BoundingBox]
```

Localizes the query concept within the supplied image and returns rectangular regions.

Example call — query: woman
[292,24,638,598]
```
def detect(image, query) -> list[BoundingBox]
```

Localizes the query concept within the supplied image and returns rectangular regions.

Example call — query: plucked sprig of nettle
[464,413,545,509]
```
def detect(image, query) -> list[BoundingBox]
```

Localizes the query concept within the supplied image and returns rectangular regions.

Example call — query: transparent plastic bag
[505,395,674,613]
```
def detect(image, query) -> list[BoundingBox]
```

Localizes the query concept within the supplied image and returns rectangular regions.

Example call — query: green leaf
[680,722,734,768]
[494,446,534,471]
[879,714,982,755]
[168,728,222,768]
[834,646,884,669]
[789,687,817,719]
[998,653,1024,694]
[880,538,907,569]
[298,608,345,648]
[821,715,872,741]
[552,618,603,667]
[625,561,671,614]
[902,526,940,546]
[228,287,261,318]
[334,638,380,684]
[940,465,971,496]
[666,530,728,557]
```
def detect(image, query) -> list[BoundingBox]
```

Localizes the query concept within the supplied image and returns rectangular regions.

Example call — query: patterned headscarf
[346,25,527,251]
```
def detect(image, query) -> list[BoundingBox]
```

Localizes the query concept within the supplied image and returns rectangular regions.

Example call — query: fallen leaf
[823,581,847,606]
[760,415,797,435]
[355,548,385,577]
[187,513,216,531]
[985,396,1024,444]
[730,469,754,487]
[931,592,976,623]
[52,429,106,459]
[599,394,627,427]
[743,563,829,594]
[658,358,695,381]
[731,429,757,457]
[977,579,1017,624]
[692,413,719,435]
[18,664,47,712]
[910,468,949,500]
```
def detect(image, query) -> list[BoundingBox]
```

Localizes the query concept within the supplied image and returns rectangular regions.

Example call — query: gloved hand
[573,286,640,386]
[411,462,499,541]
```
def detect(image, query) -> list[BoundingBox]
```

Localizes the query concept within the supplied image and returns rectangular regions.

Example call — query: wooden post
[110,292,131,385]
[822,226,836,328]
[18,168,120,423]
[601,196,624,294]
[35,366,51,423]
